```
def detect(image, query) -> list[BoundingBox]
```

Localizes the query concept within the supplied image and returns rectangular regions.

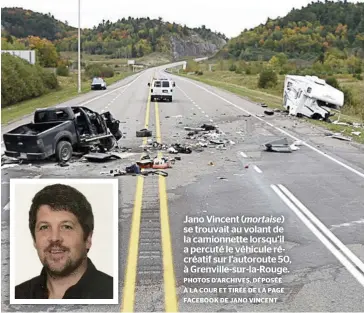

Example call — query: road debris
[351,131,361,136]
[264,138,293,153]
[264,110,274,116]
[83,152,121,162]
[136,129,152,137]
[331,134,352,141]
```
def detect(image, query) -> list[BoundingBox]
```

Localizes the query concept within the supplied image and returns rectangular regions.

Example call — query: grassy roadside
[175,71,364,144]
[1,71,135,125]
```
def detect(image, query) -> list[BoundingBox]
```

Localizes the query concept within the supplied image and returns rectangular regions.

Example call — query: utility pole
[78,0,81,93]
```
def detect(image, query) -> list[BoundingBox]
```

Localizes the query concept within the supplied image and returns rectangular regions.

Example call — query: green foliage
[258,69,278,88]
[1,7,75,40]
[342,86,355,107]
[186,59,199,72]
[1,36,27,50]
[326,77,340,89]
[1,53,59,107]
[85,64,114,78]
[227,1,364,61]
[56,65,69,76]
[1,8,226,59]
[27,36,60,67]
[229,64,237,71]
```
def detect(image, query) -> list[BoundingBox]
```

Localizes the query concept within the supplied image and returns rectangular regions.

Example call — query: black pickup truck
[3,106,122,162]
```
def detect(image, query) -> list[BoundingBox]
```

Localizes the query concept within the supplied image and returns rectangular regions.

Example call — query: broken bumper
[4,150,46,160]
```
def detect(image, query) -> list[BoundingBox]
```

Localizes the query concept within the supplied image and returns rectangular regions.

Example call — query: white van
[148,79,175,102]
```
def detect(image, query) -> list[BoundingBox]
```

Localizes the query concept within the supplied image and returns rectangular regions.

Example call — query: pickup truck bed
[7,122,64,135]
[3,120,77,160]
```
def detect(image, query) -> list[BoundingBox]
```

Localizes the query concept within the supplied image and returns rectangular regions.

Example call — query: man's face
[33,205,92,277]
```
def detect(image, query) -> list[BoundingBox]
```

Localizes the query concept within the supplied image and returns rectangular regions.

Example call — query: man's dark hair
[29,184,94,241]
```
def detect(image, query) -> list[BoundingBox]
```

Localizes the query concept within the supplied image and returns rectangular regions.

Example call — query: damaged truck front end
[283,75,344,121]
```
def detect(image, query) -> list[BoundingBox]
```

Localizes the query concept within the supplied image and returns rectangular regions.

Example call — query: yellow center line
[121,76,153,313]
[155,100,179,312]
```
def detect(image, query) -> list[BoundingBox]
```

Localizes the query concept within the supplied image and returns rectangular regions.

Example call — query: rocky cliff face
[170,32,226,60]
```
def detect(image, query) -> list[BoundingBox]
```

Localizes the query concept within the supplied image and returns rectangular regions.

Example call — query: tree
[27,36,59,67]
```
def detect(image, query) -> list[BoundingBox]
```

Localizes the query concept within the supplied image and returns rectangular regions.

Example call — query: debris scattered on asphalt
[58,162,69,167]
[83,152,120,162]
[331,134,352,141]
[293,140,303,146]
[1,163,19,169]
[208,161,214,166]
[290,144,300,151]
[264,110,274,116]
[264,138,293,153]
[136,129,152,137]
[260,103,268,108]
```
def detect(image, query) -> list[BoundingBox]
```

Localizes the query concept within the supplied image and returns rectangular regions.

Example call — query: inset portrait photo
[9,178,119,305]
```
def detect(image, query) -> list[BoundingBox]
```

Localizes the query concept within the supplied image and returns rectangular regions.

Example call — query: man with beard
[15,184,113,299]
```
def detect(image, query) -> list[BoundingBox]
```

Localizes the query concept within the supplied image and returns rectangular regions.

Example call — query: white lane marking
[175,76,364,180]
[210,119,214,122]
[330,218,364,230]
[205,115,209,118]
[271,184,364,287]
[195,105,198,107]
[240,152,248,158]
[201,110,205,114]
[253,165,262,173]
[277,184,364,274]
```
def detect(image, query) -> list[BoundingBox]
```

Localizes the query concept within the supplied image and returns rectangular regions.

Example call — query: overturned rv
[283,75,344,121]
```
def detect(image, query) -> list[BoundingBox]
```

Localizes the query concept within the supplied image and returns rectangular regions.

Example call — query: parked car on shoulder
[91,77,107,90]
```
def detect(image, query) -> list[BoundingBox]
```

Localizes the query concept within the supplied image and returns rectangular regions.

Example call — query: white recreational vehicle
[282,75,344,121]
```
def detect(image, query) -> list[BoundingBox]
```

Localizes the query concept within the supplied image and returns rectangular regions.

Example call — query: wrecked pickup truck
[3,106,122,162]
[283,75,344,121]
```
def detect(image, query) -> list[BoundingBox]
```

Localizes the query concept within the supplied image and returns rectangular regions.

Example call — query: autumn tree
[27,36,59,67]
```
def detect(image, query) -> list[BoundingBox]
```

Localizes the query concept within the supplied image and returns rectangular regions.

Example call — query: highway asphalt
[1,63,364,312]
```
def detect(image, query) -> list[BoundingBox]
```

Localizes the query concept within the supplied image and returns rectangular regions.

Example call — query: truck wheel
[56,141,73,162]
[150,96,154,102]
[114,129,122,140]
[100,137,115,150]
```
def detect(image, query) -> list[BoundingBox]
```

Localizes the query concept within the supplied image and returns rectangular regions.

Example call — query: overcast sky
[1,0,362,38]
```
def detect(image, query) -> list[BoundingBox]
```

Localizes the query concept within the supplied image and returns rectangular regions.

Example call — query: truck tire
[100,137,115,150]
[114,129,122,140]
[150,96,154,102]
[55,141,73,162]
